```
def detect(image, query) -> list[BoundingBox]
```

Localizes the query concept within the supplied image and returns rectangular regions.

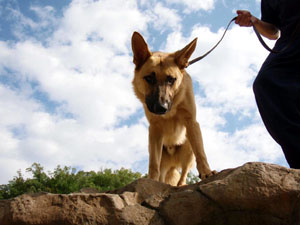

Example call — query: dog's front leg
[185,120,215,179]
[148,125,163,181]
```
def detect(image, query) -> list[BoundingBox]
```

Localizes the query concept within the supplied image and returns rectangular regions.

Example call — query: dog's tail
[165,167,180,186]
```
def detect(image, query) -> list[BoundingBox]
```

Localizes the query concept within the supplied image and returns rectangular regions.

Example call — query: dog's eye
[166,76,176,85]
[144,73,156,85]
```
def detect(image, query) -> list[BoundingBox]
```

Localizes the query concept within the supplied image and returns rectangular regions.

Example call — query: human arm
[235,10,280,40]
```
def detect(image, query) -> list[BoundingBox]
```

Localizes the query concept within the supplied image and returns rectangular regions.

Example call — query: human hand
[235,10,258,27]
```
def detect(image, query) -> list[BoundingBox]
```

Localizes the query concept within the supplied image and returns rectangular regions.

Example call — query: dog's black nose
[152,102,168,115]
[146,98,169,115]
[146,91,170,115]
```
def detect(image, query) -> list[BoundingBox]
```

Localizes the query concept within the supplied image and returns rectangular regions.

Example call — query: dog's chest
[161,119,186,146]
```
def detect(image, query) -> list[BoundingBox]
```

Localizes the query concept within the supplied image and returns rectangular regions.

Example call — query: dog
[131,32,216,186]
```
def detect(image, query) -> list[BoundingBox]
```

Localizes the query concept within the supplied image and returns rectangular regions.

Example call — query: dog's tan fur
[160,143,194,186]
[131,32,215,186]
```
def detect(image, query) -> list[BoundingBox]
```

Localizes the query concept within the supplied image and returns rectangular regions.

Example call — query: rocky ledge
[0,162,300,225]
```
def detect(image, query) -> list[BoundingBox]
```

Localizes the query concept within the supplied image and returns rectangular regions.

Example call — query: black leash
[187,17,237,67]
[187,17,300,67]
[251,21,278,53]
[252,19,300,54]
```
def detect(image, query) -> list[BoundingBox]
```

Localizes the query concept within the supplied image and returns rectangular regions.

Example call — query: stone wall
[1,162,299,225]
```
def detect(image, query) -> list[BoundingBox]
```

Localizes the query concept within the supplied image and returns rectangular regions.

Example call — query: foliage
[0,163,203,200]
[186,172,201,184]
[0,163,141,199]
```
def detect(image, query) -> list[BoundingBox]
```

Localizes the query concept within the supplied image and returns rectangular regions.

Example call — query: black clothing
[253,0,300,168]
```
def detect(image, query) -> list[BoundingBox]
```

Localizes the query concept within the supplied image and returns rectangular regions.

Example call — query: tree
[0,164,201,200]
[0,163,142,199]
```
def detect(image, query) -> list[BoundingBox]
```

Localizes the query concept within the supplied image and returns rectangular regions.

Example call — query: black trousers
[253,51,300,169]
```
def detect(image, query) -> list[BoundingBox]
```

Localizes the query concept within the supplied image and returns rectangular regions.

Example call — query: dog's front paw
[199,169,217,180]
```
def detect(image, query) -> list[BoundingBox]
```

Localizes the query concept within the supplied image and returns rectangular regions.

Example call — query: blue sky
[0,0,288,184]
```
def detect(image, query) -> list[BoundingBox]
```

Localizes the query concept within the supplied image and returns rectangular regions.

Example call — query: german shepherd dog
[131,32,216,186]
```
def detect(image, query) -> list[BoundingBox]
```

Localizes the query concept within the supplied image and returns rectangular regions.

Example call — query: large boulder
[1,162,299,225]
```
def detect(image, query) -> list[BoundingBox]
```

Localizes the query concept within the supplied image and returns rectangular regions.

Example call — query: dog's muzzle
[146,90,171,115]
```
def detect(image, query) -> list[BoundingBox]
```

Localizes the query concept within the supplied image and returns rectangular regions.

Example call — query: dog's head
[131,32,197,115]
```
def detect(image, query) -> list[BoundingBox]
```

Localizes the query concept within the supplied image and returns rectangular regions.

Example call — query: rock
[0,162,299,225]
[80,187,100,194]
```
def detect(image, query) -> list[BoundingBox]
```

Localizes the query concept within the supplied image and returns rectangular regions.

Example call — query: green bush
[0,163,141,199]
[0,163,200,200]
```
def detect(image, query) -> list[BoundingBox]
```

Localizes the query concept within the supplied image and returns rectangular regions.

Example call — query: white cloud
[0,0,150,184]
[166,0,216,12]
[0,82,149,184]
[53,0,148,53]
[5,4,58,41]
[149,2,182,32]
[202,123,284,171]
[0,0,146,129]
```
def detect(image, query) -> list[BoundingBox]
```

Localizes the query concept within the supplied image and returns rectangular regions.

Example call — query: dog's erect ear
[131,32,152,69]
[175,38,197,69]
